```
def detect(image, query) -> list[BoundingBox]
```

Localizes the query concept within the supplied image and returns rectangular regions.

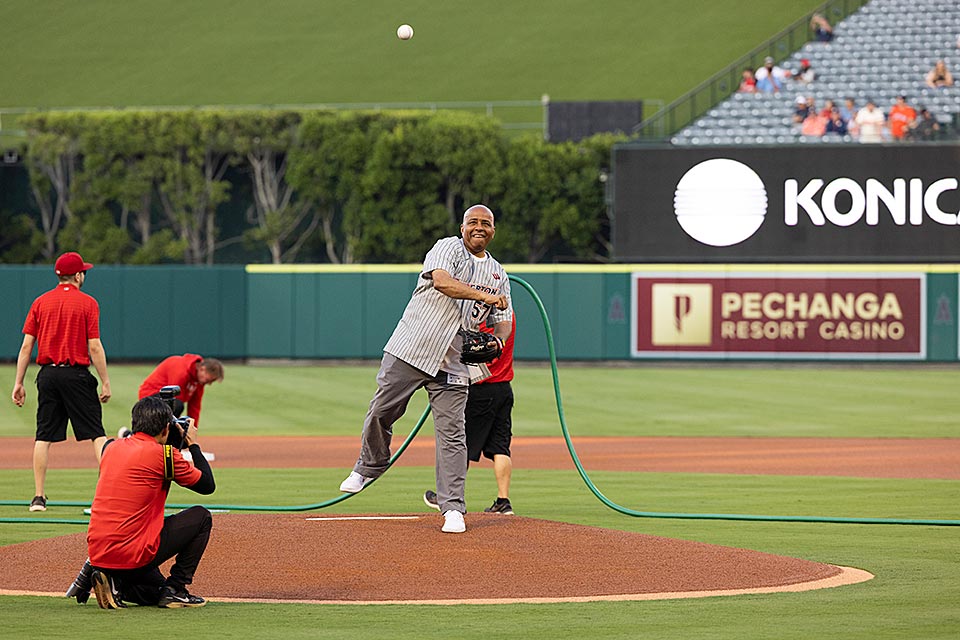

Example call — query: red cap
[801,58,810,65]
[54,252,94,276]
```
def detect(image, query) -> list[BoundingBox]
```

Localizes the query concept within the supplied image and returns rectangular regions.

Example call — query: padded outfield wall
[1,264,957,362]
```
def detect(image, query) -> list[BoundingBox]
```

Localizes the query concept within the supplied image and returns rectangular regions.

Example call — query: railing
[633,0,871,141]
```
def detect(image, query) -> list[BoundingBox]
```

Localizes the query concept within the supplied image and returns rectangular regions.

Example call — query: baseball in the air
[397,24,414,40]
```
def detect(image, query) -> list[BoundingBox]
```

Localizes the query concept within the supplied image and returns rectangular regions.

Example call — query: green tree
[56,209,132,263]
[287,111,412,263]
[150,111,233,265]
[494,133,620,262]
[349,111,506,262]
[227,110,318,264]
[71,112,161,250]
[21,113,84,259]
[0,210,44,263]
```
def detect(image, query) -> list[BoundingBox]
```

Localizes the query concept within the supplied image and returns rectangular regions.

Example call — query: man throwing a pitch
[339,204,513,534]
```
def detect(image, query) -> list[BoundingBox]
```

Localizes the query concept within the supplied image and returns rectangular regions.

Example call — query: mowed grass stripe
[2,363,958,439]
[0,0,825,109]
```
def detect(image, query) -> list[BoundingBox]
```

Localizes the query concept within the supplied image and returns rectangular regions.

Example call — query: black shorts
[35,365,105,442]
[465,381,513,462]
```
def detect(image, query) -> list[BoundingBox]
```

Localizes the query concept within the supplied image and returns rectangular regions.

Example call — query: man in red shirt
[138,354,224,428]
[424,314,517,514]
[888,94,917,140]
[76,395,215,609]
[11,251,112,512]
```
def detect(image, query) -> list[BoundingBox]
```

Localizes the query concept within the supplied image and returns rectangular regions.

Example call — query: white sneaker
[117,427,132,438]
[339,471,373,493]
[441,510,466,533]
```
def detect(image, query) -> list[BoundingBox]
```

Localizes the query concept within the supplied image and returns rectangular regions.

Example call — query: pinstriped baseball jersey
[384,236,513,377]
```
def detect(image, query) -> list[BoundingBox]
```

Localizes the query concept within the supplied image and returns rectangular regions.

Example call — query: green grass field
[1,363,958,638]
[3,363,959,439]
[0,0,825,109]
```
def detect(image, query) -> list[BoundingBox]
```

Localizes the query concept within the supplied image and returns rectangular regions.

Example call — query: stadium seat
[673,0,959,146]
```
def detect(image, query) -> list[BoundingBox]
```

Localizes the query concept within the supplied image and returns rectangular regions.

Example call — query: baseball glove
[460,330,503,364]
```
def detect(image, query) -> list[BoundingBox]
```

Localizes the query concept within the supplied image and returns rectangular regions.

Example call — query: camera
[159,384,181,404]
[159,386,188,448]
[167,416,190,449]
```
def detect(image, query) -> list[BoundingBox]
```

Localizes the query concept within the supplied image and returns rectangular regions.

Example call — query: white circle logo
[674,158,768,247]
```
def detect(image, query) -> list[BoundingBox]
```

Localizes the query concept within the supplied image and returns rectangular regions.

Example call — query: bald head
[461,204,496,257]
[462,204,494,224]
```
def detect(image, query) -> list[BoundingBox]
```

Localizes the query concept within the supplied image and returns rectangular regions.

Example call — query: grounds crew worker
[11,251,111,512]
[138,354,224,427]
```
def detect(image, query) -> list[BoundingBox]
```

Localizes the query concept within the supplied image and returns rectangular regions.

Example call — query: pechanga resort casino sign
[631,272,925,359]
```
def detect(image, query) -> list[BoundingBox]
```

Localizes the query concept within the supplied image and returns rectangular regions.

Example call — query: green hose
[2,275,958,526]
[0,405,430,515]
[507,275,959,527]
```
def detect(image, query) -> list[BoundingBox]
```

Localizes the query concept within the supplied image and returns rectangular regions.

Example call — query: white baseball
[397,24,414,40]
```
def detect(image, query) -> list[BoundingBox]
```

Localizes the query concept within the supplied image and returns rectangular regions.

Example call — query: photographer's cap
[55,251,93,276]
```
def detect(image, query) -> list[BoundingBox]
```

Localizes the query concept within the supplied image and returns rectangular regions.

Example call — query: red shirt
[139,354,205,425]
[22,283,100,366]
[477,315,515,384]
[889,104,916,139]
[87,433,201,569]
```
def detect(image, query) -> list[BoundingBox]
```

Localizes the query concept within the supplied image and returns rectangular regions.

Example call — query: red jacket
[87,433,200,569]
[478,315,515,384]
[139,354,206,425]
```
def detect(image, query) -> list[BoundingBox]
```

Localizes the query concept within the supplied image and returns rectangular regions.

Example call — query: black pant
[99,506,212,605]
[35,365,105,441]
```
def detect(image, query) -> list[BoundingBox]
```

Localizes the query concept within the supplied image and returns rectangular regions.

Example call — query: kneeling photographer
[70,395,216,609]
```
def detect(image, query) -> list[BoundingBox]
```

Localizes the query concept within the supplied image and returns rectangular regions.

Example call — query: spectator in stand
[839,97,857,123]
[738,68,758,93]
[887,94,917,141]
[801,109,828,137]
[839,97,859,138]
[792,95,810,123]
[755,56,788,93]
[906,108,940,141]
[925,60,954,88]
[793,58,816,85]
[819,99,836,119]
[824,107,848,136]
[811,13,834,42]
[855,99,886,143]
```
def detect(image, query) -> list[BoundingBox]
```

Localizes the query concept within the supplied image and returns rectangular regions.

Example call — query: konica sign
[612,144,960,262]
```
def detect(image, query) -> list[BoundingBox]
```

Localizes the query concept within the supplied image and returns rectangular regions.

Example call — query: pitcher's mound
[0,513,872,604]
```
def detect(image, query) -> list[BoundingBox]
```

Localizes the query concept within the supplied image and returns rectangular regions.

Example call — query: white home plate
[306,516,421,521]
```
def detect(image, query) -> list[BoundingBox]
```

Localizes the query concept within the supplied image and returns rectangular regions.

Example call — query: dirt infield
[1,435,957,478]
[0,513,873,604]
[9,434,937,604]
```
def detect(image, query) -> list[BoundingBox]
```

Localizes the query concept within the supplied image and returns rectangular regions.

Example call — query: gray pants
[353,353,469,514]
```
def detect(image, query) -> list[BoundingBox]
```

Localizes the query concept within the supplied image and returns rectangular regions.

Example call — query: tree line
[0,109,622,265]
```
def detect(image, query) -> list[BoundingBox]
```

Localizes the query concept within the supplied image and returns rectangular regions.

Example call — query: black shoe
[422,490,440,511]
[484,498,514,515]
[158,584,206,608]
[66,558,93,604]
[91,569,126,609]
[29,495,46,512]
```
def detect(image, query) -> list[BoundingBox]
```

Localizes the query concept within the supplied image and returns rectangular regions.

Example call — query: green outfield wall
[1,265,957,363]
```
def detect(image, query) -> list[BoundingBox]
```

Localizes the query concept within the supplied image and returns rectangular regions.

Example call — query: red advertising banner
[632,273,925,358]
